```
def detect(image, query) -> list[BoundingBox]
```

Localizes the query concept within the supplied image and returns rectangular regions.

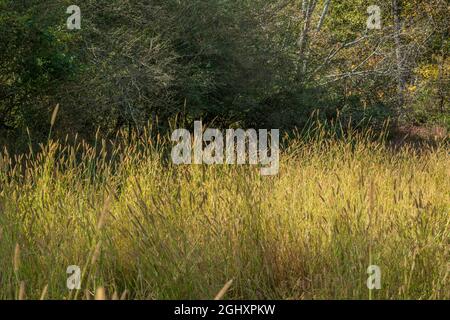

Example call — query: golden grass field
[0,125,448,300]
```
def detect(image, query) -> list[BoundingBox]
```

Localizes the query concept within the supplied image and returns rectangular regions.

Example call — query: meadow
[0,124,448,300]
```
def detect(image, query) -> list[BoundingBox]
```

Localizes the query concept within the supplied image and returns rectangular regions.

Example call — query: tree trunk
[437,39,446,114]
[317,0,331,32]
[392,0,406,121]
[298,0,317,78]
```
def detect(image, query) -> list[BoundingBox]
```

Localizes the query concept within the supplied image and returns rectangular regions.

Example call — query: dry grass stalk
[95,287,106,300]
[214,279,234,300]
[91,241,102,265]
[50,104,60,127]
[18,281,26,300]
[13,243,20,274]
[40,284,48,300]
[120,290,128,300]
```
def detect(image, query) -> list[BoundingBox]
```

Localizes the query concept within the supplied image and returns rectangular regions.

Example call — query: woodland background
[1,0,448,150]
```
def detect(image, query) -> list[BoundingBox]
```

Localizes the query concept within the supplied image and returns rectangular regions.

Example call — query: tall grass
[0,125,448,300]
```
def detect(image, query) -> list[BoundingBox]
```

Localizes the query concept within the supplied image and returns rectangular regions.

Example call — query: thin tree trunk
[392,0,406,120]
[302,0,308,18]
[298,0,317,78]
[437,39,446,114]
[317,0,331,32]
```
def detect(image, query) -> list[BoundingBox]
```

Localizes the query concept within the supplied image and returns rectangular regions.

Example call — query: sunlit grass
[0,125,448,300]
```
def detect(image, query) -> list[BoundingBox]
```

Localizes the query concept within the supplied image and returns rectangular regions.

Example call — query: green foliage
[1,0,448,149]
[0,1,79,148]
